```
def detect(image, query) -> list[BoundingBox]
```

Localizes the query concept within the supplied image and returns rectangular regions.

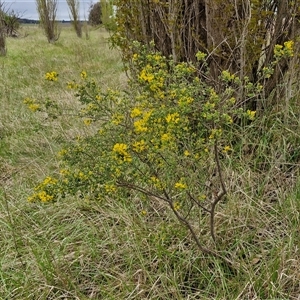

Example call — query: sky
[3,0,98,20]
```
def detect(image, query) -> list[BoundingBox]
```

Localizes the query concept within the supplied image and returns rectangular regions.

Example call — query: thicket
[25,0,300,288]
[113,0,300,113]
[88,2,102,26]
[0,2,21,55]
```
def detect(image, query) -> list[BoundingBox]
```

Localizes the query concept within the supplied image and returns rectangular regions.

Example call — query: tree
[36,0,60,43]
[0,1,7,55]
[113,0,300,112]
[3,9,21,37]
[67,0,82,38]
[88,2,102,26]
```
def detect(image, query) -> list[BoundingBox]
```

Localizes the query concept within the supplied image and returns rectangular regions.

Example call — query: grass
[0,24,300,299]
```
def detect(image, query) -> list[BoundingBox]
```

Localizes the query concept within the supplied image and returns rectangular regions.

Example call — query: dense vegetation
[0,1,300,298]
[88,2,102,26]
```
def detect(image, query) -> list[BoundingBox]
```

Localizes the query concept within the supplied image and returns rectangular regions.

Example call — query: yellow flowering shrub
[26,43,258,254]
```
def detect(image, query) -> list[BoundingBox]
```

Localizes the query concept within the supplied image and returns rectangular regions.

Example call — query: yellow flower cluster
[132,53,139,61]
[174,181,187,189]
[45,71,58,81]
[28,176,58,202]
[209,128,223,140]
[222,145,232,153]
[112,113,124,125]
[67,81,79,89]
[28,191,54,202]
[74,170,91,181]
[139,64,155,82]
[80,70,87,79]
[133,110,152,133]
[150,176,165,190]
[274,40,294,60]
[284,40,294,56]
[105,184,116,193]
[130,107,142,118]
[23,97,40,112]
[83,118,92,126]
[57,149,68,157]
[132,140,147,153]
[161,132,172,143]
[113,143,132,162]
[173,201,181,211]
[166,112,180,124]
[178,96,194,106]
[246,110,256,120]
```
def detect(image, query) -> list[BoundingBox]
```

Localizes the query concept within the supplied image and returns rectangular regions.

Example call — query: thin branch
[210,141,227,242]
[187,191,211,213]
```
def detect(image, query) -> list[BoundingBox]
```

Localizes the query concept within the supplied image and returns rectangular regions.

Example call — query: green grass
[1,25,300,299]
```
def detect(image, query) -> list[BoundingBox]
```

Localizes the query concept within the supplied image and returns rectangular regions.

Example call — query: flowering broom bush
[25,42,268,265]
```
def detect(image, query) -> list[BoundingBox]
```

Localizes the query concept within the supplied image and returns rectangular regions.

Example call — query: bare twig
[210,141,227,242]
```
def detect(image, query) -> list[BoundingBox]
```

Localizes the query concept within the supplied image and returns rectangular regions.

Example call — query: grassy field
[0,25,300,299]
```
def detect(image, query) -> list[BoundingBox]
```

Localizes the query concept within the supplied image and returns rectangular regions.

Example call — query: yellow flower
[80,70,87,79]
[184,150,190,156]
[130,107,142,118]
[58,149,67,157]
[105,184,116,193]
[132,140,147,153]
[173,201,181,211]
[112,114,124,125]
[161,133,172,142]
[150,176,164,190]
[45,71,58,81]
[113,143,132,162]
[60,169,70,176]
[284,40,294,57]
[38,191,54,202]
[113,143,128,153]
[222,145,232,153]
[246,110,256,120]
[174,181,187,189]
[83,118,92,126]
[139,65,154,82]
[209,128,222,139]
[42,176,58,185]
[28,103,40,112]
[67,81,78,89]
[134,119,148,133]
[166,112,180,124]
